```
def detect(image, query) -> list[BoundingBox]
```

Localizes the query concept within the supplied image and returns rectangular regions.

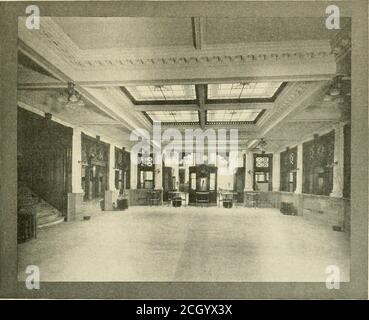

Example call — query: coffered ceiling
[17,16,351,152]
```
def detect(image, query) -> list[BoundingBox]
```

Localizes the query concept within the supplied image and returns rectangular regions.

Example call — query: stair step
[19,186,65,229]
[35,208,60,218]
[38,217,65,229]
[36,210,60,219]
[37,213,63,225]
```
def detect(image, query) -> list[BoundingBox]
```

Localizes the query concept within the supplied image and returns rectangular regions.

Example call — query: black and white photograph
[0,0,368,301]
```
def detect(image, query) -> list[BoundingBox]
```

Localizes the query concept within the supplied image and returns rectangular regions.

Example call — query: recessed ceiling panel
[145,111,199,123]
[207,109,262,123]
[205,17,347,45]
[53,17,194,50]
[126,85,196,102]
[208,82,283,100]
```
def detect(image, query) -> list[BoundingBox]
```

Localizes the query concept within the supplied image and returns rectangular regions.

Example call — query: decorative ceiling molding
[18,25,153,133]
[249,81,330,149]
[83,87,152,132]
[58,39,335,69]
[18,17,337,83]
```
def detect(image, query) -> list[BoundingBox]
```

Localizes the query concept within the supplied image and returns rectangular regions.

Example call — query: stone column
[295,144,303,194]
[272,153,280,192]
[244,150,254,191]
[330,123,344,198]
[172,152,179,190]
[154,157,163,190]
[154,154,163,205]
[130,155,137,190]
[67,128,84,221]
[108,144,116,191]
[104,143,118,211]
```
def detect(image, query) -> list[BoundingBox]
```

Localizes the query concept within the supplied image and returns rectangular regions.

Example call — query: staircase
[18,186,65,229]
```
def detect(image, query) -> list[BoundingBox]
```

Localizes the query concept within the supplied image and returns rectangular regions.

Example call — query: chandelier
[56,82,85,109]
[323,76,350,102]
[256,138,267,154]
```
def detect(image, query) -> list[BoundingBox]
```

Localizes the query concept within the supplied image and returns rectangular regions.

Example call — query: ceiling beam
[206,102,274,110]
[72,64,336,85]
[134,104,198,112]
[248,81,329,149]
[196,84,206,129]
[134,102,273,112]
[192,17,205,50]
[18,40,150,133]
[31,74,330,88]
[286,119,337,123]
[17,82,67,90]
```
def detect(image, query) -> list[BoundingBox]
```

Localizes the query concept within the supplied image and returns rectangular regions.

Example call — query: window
[253,154,272,191]
[140,171,153,189]
[255,172,265,182]
[137,153,154,189]
[255,156,269,168]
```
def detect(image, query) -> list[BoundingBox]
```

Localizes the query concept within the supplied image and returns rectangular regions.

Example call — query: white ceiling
[17,16,351,152]
[52,17,348,51]
[205,17,342,45]
[53,17,194,50]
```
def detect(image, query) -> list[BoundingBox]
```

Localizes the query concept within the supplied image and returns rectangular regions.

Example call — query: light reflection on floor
[18,206,350,282]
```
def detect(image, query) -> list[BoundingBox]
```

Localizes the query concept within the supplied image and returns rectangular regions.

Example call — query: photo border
[0,0,367,299]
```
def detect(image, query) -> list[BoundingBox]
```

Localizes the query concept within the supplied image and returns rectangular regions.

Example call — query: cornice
[254,81,330,145]
[18,17,335,71]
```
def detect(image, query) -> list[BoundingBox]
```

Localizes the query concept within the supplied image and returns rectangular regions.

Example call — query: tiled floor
[18,206,350,282]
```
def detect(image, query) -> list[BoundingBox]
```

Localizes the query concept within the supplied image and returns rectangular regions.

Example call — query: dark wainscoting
[244,191,350,234]
[128,189,163,206]
[18,107,73,216]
